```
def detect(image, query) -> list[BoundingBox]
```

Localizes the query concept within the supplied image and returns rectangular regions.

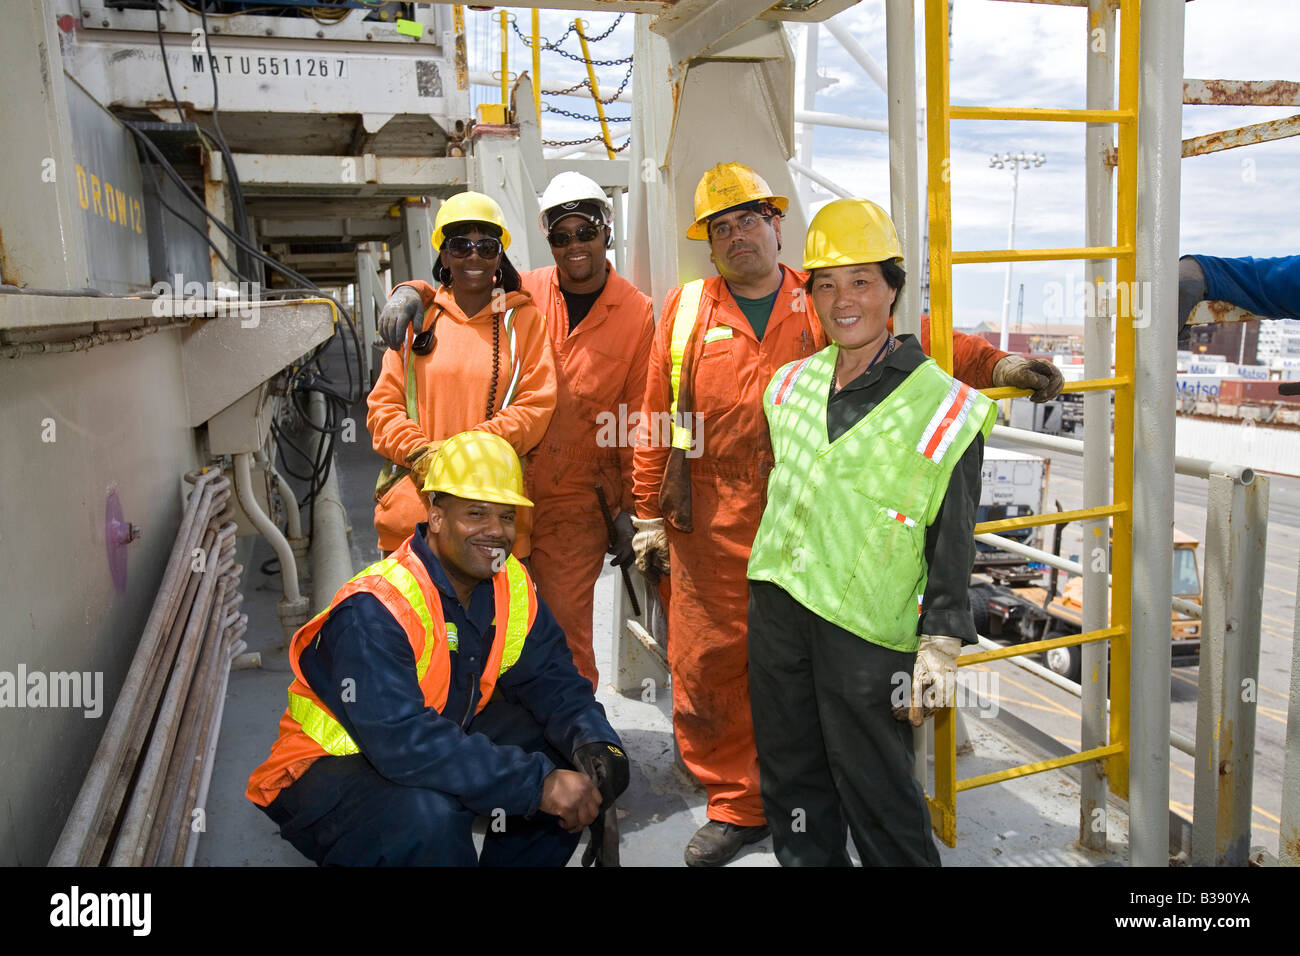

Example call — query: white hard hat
[537,171,614,233]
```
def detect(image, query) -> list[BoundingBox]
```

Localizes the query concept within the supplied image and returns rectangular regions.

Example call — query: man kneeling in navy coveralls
[247,431,628,865]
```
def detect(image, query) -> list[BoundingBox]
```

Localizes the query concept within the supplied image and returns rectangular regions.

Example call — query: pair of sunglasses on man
[443,222,604,258]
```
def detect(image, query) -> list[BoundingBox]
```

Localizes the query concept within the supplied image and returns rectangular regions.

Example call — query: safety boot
[683,820,770,867]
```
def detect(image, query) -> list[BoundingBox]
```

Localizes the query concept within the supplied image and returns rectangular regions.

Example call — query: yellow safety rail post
[923,0,954,377]
[531,10,542,124]
[922,0,1140,846]
[575,19,617,160]
[1108,0,1140,801]
[497,10,510,109]
[451,5,468,92]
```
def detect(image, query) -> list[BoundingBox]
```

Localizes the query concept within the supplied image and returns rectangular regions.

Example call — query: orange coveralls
[520,265,654,688]
[633,267,1006,826]
[368,282,557,555]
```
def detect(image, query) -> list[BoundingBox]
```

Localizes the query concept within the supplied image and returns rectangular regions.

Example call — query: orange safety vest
[246,534,538,807]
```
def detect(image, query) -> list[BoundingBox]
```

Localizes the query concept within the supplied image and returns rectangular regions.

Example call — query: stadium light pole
[990,151,1046,351]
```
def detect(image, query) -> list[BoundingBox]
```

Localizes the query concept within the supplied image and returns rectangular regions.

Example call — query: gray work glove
[378,285,424,351]
[1178,256,1208,345]
[631,516,669,576]
[993,354,1065,403]
[893,635,962,727]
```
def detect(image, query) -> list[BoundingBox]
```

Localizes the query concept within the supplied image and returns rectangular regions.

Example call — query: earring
[493,268,502,284]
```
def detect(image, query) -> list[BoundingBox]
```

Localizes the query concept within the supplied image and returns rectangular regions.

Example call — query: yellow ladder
[923,0,1139,846]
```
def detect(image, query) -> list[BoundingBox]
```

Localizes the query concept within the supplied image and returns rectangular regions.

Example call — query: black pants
[748,580,941,867]
[260,697,581,866]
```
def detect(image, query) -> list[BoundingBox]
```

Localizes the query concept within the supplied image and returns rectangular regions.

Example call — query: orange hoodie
[367,281,557,553]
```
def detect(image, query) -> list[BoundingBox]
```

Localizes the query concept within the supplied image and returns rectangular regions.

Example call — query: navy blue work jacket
[298,524,620,819]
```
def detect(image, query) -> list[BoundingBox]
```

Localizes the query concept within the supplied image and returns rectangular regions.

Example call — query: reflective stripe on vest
[668,280,705,450]
[499,307,522,409]
[498,555,529,671]
[289,553,532,757]
[748,349,995,651]
[405,307,519,416]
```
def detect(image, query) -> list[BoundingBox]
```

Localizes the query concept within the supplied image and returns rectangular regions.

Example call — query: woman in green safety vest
[746,198,996,867]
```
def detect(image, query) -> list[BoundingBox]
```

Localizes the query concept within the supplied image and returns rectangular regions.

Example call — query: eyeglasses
[547,223,603,247]
[444,236,503,259]
[709,211,771,242]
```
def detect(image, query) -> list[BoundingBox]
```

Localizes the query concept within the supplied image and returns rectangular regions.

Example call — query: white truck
[976,446,1050,566]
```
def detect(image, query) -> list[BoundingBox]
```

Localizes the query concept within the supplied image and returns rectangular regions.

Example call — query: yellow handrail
[497,11,509,108]
[979,376,1130,400]
[974,503,1124,535]
[531,10,542,124]
[1109,0,1141,801]
[954,245,1132,264]
[575,19,616,160]
[959,625,1126,667]
[922,0,1140,847]
[950,106,1136,123]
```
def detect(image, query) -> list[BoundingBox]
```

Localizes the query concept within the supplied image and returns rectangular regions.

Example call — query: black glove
[608,511,636,569]
[573,741,630,809]
[378,286,424,351]
[580,806,620,867]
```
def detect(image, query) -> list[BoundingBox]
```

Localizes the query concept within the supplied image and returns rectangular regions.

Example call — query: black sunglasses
[444,236,503,259]
[547,223,603,247]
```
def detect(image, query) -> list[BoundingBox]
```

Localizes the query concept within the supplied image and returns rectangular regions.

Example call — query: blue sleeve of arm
[299,594,554,817]
[1191,255,1300,320]
[496,598,622,761]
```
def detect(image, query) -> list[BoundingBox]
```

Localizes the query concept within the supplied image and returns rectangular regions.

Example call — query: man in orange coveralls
[369,191,557,558]
[518,173,655,690]
[630,162,1064,866]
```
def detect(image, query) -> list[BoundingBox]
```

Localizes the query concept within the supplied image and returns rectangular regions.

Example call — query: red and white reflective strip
[887,508,916,528]
[916,593,924,615]
[916,379,976,462]
[772,357,813,406]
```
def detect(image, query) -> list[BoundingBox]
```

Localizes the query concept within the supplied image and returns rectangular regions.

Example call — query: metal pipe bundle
[49,470,249,866]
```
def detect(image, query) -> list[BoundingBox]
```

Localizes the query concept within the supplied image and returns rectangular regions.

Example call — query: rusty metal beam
[1182,113,1300,157]
[1185,299,1266,327]
[1184,79,1300,107]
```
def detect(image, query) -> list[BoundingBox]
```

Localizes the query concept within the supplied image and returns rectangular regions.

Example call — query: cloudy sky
[470,1,1299,329]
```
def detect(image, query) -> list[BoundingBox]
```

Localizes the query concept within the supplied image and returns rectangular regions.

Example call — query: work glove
[893,635,962,727]
[573,741,630,809]
[993,354,1065,403]
[581,805,620,868]
[631,516,670,576]
[378,285,424,351]
[1177,256,1208,345]
[405,440,443,490]
[608,511,636,569]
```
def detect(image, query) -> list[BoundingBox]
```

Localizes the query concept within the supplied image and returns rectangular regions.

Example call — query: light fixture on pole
[989,151,1046,352]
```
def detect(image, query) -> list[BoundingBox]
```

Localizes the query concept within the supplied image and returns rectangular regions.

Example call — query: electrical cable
[196,0,259,282]
[128,125,364,523]
[138,155,248,282]
[145,2,369,526]
[125,124,363,406]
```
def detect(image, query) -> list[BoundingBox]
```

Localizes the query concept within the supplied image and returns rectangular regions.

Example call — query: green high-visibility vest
[747,346,996,651]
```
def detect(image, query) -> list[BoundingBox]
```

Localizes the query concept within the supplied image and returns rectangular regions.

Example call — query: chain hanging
[542,104,631,124]
[512,13,624,49]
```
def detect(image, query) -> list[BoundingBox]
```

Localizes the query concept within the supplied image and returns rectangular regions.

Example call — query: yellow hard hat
[432,191,512,250]
[686,162,789,240]
[803,198,902,271]
[422,431,533,507]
